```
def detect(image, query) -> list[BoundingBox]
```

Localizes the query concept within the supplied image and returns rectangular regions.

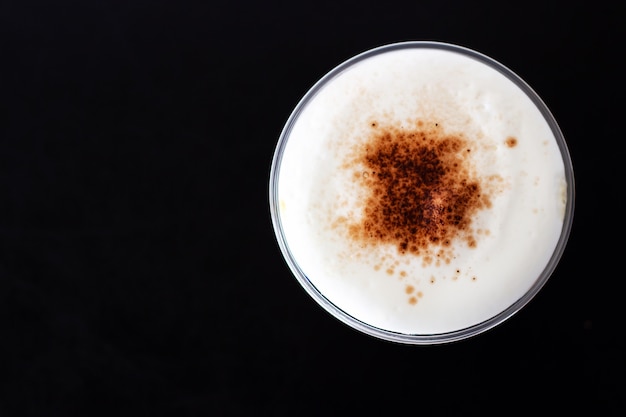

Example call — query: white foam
[276,45,568,335]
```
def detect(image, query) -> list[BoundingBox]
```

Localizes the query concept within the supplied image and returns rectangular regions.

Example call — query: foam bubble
[276,45,569,335]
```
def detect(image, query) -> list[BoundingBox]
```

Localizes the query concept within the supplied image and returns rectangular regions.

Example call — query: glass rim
[269,40,575,345]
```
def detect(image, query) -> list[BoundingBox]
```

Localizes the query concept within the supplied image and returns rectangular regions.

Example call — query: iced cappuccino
[269,42,574,344]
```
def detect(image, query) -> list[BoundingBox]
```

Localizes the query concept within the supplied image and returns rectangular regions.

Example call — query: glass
[269,41,575,344]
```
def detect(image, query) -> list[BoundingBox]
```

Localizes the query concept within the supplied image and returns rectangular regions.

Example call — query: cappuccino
[270,42,574,343]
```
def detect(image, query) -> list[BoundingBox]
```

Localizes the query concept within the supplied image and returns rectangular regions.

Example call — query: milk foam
[276,45,568,335]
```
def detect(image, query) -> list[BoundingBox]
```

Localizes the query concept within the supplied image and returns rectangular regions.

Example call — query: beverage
[269,42,574,344]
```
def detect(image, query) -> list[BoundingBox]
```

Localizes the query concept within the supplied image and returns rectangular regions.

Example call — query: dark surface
[1,1,623,416]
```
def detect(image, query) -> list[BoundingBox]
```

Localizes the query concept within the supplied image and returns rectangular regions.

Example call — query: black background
[1,0,623,416]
